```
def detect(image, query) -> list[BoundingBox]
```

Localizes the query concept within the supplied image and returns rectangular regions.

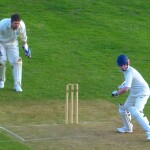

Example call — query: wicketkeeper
[112,54,150,140]
[0,13,31,92]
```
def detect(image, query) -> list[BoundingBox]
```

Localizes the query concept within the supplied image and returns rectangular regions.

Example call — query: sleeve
[0,20,4,33]
[20,20,27,44]
[124,71,133,88]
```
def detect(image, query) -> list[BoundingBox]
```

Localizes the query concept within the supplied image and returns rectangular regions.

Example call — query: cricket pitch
[0,100,150,150]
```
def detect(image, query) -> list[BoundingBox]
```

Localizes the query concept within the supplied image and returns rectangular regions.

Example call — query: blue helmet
[117,54,129,66]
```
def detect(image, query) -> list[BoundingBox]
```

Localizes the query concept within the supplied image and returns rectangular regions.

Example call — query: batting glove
[112,90,119,98]
[22,44,31,58]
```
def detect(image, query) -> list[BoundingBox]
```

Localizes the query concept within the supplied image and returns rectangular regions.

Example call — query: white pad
[119,104,132,129]
[13,58,22,85]
[0,63,6,82]
[128,107,150,132]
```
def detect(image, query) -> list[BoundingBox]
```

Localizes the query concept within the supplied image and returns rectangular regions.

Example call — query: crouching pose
[112,54,150,140]
[0,13,31,92]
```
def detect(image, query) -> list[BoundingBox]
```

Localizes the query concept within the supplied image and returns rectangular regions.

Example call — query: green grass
[0,0,150,101]
[0,0,150,149]
[0,132,30,150]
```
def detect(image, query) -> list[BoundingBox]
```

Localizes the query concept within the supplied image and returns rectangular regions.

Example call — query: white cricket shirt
[123,66,150,96]
[0,18,27,45]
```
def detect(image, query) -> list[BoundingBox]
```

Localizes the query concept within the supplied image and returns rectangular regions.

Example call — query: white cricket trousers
[0,42,22,85]
[0,42,20,64]
[124,95,149,112]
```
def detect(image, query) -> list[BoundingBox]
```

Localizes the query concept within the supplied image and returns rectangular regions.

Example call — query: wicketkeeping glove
[22,45,31,58]
[112,90,119,98]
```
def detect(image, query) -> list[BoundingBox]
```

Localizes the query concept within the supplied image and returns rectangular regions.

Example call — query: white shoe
[14,84,23,92]
[117,125,133,133]
[147,132,150,140]
[0,81,4,88]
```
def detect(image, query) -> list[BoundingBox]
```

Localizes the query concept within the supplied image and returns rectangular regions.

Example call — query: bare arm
[118,87,129,95]
[112,86,129,98]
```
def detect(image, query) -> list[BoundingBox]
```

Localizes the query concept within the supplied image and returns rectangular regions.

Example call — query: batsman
[112,54,150,140]
[0,14,31,92]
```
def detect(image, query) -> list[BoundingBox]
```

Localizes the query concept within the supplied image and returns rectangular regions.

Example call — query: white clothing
[123,66,150,97]
[122,65,150,112]
[118,65,150,138]
[128,107,150,132]
[0,43,19,65]
[0,18,27,45]
[0,18,27,88]
[124,95,149,112]
[0,18,27,65]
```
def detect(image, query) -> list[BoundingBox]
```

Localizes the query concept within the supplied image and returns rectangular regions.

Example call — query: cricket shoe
[14,84,23,92]
[147,132,150,141]
[0,81,4,88]
[117,125,133,133]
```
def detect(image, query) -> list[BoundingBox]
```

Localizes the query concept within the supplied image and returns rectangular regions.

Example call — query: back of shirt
[124,66,150,96]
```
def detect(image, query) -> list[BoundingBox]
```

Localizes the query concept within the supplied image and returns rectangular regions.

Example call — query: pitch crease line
[5,121,115,128]
[1,126,25,141]
[24,135,89,142]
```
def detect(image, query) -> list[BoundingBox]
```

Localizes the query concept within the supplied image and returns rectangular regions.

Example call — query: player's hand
[112,90,119,98]
[22,44,31,58]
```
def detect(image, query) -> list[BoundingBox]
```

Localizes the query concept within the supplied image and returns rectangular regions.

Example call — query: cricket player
[0,14,31,92]
[112,54,150,140]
